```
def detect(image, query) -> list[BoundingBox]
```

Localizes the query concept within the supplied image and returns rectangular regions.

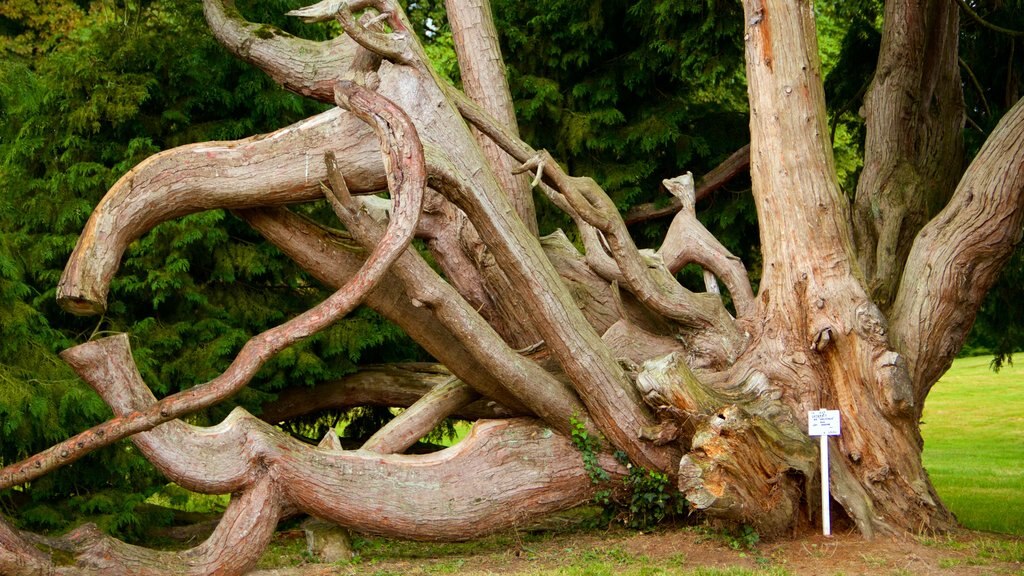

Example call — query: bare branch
[328,2,417,65]
[959,56,993,118]
[452,86,743,339]
[623,144,752,225]
[518,151,741,333]
[319,158,589,439]
[5,81,425,490]
[891,95,1024,404]
[49,336,617,540]
[284,0,348,22]
[259,364,519,423]
[426,150,678,471]
[658,173,755,318]
[237,208,530,413]
[346,60,679,471]
[953,0,1024,37]
[57,108,382,315]
[203,0,360,103]
[361,376,476,453]
[446,0,538,234]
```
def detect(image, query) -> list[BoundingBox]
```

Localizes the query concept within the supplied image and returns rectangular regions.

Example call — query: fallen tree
[2,0,1023,573]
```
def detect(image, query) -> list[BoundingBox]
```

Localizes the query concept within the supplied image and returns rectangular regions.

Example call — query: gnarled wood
[678,405,815,536]
[64,335,618,541]
[636,353,815,534]
[4,81,424,491]
[57,108,382,315]
[12,0,1024,564]
[319,143,591,440]
[322,48,674,470]
[738,0,953,536]
[892,95,1024,406]
[237,207,531,415]
[657,173,755,318]
[203,0,359,102]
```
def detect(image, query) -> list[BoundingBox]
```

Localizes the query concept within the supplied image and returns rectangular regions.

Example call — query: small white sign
[808,409,841,436]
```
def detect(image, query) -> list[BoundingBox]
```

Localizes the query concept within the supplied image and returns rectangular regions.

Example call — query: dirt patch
[253,524,1023,575]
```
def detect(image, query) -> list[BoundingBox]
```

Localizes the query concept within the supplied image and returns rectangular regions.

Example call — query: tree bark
[446,0,538,235]
[732,0,953,536]
[853,0,964,311]
[892,95,1024,409]
[237,207,531,414]
[10,1,1024,570]
[203,0,359,102]
[259,363,519,423]
[57,108,382,315]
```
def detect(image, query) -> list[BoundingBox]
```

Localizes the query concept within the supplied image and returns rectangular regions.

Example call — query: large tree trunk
[853,0,964,311]
[4,0,1024,572]
[720,0,953,537]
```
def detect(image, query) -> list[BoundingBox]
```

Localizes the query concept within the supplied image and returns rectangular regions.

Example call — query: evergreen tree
[0,0,419,538]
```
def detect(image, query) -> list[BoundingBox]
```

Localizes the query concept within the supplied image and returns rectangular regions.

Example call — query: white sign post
[808,409,841,536]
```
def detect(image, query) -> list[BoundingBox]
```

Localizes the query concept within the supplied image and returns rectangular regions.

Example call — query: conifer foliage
[0,0,417,539]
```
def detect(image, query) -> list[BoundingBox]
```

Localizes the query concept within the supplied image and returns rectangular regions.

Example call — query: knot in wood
[868,465,891,484]
[811,327,833,352]
[854,301,889,346]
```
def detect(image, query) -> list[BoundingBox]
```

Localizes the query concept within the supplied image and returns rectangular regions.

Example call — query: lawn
[921,355,1024,535]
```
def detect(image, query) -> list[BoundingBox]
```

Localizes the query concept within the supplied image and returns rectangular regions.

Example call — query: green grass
[921,356,1024,535]
[342,534,794,576]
